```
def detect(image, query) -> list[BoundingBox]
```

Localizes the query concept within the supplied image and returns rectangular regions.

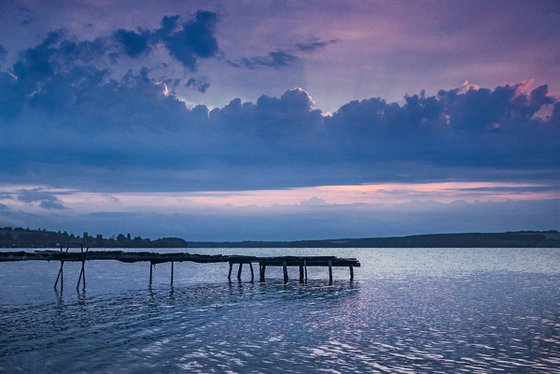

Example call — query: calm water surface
[1,247,559,373]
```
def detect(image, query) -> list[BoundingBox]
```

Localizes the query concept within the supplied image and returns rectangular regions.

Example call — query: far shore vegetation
[1,227,559,248]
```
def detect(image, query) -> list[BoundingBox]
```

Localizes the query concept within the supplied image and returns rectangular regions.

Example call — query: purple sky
[0,1,559,240]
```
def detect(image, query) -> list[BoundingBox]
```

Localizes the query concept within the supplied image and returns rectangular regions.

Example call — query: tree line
[0,227,187,248]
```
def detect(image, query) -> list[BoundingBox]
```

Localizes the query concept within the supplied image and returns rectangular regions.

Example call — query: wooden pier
[0,249,360,290]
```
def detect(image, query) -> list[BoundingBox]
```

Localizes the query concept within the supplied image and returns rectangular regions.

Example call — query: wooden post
[54,261,64,290]
[228,262,233,281]
[349,266,354,282]
[249,262,254,282]
[237,263,243,282]
[54,245,65,290]
[299,264,304,283]
[83,248,88,289]
[171,261,174,286]
[259,262,266,282]
[149,262,153,286]
[328,259,333,285]
[304,259,307,283]
[282,260,288,284]
[76,245,86,291]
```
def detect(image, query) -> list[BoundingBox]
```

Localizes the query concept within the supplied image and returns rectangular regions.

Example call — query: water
[1,248,559,372]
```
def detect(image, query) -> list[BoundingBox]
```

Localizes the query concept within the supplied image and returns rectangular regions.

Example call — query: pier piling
[237,263,243,282]
[259,262,266,282]
[282,260,288,284]
[2,250,360,289]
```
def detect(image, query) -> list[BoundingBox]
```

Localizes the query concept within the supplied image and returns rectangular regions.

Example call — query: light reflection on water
[1,248,559,372]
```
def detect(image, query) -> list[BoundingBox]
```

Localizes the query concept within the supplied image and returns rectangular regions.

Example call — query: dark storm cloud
[16,189,65,210]
[7,10,220,86]
[0,23,559,192]
[295,39,338,53]
[187,77,210,93]
[113,29,151,57]
[230,39,337,70]
[232,50,299,69]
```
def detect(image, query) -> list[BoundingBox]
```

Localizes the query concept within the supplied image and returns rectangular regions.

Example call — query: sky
[0,0,559,241]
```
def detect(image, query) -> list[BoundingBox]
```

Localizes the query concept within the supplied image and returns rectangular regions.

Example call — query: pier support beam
[54,261,64,290]
[299,265,304,284]
[328,259,333,285]
[237,263,243,282]
[282,260,288,284]
[149,262,153,286]
[259,262,266,282]
[171,261,174,286]
[228,262,233,281]
[349,266,354,282]
[76,246,87,291]
[54,246,69,290]
[249,262,254,282]
[304,260,307,283]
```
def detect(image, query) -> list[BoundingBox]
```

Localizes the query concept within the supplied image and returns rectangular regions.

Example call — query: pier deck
[0,249,360,290]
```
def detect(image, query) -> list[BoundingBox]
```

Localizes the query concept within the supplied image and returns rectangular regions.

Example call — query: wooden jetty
[0,248,360,290]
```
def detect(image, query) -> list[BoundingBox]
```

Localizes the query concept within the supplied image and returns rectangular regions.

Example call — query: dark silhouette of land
[1,227,559,248]
[0,227,187,248]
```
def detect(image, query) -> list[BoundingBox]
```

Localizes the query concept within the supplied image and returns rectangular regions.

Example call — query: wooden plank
[0,251,360,267]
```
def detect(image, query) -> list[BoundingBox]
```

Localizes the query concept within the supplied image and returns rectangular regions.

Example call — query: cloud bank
[0,10,559,193]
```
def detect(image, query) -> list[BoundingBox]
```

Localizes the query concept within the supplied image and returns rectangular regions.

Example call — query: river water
[1,247,559,372]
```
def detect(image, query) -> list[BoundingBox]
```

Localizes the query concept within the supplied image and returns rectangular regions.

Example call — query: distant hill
[1,227,558,248]
[0,227,188,248]
[190,231,560,248]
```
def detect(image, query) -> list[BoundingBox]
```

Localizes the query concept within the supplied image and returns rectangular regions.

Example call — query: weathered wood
[237,262,243,281]
[76,246,87,290]
[0,251,360,268]
[54,261,64,290]
[282,260,288,284]
[259,262,266,282]
[2,250,361,287]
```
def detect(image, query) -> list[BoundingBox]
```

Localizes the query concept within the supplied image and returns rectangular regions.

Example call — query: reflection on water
[1,248,559,372]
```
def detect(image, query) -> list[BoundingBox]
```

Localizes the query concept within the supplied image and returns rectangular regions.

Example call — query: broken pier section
[0,249,360,289]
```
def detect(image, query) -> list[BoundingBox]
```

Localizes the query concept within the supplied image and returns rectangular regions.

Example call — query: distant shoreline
[1,227,559,248]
